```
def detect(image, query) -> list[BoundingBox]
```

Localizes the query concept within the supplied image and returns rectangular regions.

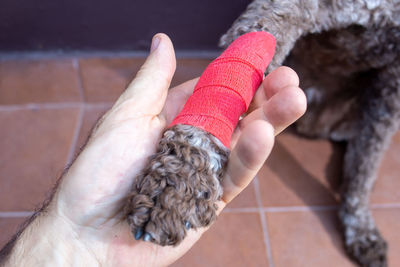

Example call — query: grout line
[223,207,259,213]
[73,58,86,102]
[65,105,85,165]
[0,211,34,218]
[1,204,398,219]
[0,102,81,111]
[264,205,338,213]
[0,102,113,111]
[85,102,114,109]
[371,203,400,209]
[0,50,219,61]
[253,176,275,267]
[65,58,87,164]
[223,203,400,213]
[222,203,400,213]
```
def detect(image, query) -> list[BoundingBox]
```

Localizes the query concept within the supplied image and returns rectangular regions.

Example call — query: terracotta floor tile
[79,57,211,103]
[171,58,211,87]
[373,208,400,266]
[0,217,27,249]
[0,108,79,211]
[73,105,112,155]
[172,212,269,267]
[266,210,356,267]
[79,58,145,103]
[257,131,344,207]
[371,131,400,204]
[226,180,258,209]
[0,59,81,105]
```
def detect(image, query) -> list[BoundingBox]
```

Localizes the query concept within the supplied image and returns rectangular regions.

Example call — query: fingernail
[134,228,143,240]
[150,35,161,52]
[185,221,191,230]
[143,232,152,242]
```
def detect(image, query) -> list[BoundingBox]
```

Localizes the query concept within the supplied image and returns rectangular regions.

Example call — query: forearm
[1,208,98,266]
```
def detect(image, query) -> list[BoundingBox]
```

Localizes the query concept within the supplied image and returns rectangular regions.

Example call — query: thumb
[114,33,177,116]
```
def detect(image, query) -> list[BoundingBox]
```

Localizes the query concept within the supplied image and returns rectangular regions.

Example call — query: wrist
[4,208,100,266]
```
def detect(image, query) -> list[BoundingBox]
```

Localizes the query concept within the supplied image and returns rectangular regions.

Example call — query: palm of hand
[48,34,305,267]
[54,79,209,266]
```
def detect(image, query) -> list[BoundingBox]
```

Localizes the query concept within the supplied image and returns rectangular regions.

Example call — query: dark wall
[0,0,250,52]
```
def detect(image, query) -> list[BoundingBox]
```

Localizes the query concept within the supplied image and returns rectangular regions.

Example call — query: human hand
[4,33,306,267]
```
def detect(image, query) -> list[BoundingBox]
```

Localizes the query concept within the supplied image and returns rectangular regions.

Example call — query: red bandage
[170,32,276,148]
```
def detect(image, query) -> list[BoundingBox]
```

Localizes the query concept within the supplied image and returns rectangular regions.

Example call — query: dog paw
[126,180,219,246]
[126,179,220,246]
[124,125,229,246]
[345,227,387,267]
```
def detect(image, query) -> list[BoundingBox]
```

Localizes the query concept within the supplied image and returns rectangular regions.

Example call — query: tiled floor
[0,56,399,266]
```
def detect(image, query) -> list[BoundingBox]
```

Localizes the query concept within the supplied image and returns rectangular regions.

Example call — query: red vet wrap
[170,32,276,148]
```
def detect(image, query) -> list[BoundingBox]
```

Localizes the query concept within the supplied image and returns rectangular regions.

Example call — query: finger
[222,120,274,203]
[160,78,199,124]
[264,66,299,99]
[113,33,177,116]
[165,121,274,261]
[240,85,307,136]
[249,66,300,113]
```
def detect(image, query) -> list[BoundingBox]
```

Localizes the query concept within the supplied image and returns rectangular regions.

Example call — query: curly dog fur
[220,1,400,266]
[124,124,229,246]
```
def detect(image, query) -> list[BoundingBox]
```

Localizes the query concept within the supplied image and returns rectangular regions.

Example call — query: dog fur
[124,124,229,245]
[220,1,400,266]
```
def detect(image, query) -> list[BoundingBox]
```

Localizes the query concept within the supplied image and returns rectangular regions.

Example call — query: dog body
[220,1,400,266]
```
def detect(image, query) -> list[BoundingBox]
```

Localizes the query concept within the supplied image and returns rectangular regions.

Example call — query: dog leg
[219,0,397,71]
[219,0,322,70]
[339,64,400,267]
